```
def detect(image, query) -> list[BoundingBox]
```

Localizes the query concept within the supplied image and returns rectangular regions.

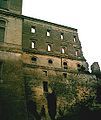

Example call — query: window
[61,33,64,39]
[0,61,3,83]
[74,36,76,42]
[31,27,36,33]
[63,62,67,66]
[31,42,35,48]
[43,81,48,92]
[63,73,67,78]
[76,50,79,56]
[48,59,53,64]
[77,64,81,68]
[47,30,50,36]
[31,57,37,62]
[61,48,65,54]
[63,62,68,69]
[0,20,6,42]
[47,44,51,51]
[43,71,47,76]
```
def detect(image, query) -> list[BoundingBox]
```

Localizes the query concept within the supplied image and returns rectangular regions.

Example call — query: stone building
[0,0,100,120]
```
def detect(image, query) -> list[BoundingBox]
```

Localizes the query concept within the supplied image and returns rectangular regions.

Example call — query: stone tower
[0,0,22,14]
[0,0,99,120]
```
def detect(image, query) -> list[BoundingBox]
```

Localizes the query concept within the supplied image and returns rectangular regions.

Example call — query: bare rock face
[91,62,101,74]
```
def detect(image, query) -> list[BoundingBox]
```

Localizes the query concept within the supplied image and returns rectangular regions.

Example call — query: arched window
[0,20,6,42]
[61,48,65,54]
[47,44,51,51]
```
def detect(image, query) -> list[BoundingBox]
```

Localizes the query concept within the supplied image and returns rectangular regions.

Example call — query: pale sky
[22,0,101,69]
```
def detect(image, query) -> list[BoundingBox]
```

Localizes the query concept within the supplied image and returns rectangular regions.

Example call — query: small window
[31,42,35,48]
[31,57,37,62]
[63,73,67,78]
[61,48,65,54]
[63,62,67,66]
[48,44,51,51]
[74,36,76,42]
[31,27,36,33]
[0,20,6,42]
[61,33,64,40]
[77,64,81,67]
[43,71,47,76]
[43,81,48,92]
[63,62,68,69]
[47,30,50,36]
[76,51,78,56]
[48,59,53,64]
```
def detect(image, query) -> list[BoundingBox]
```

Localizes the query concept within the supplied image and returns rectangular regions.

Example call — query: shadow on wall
[27,100,41,120]
[46,90,57,120]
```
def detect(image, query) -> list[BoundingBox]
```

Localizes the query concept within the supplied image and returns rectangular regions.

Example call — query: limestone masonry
[0,0,101,120]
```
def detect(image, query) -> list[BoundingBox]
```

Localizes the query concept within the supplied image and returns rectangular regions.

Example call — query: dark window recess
[0,27,5,42]
[63,62,67,66]
[43,81,48,92]
[0,61,3,80]
[0,20,6,42]
[48,59,53,64]
[31,57,37,61]
[43,71,47,76]
[63,73,67,78]
[63,62,68,69]
[77,64,81,67]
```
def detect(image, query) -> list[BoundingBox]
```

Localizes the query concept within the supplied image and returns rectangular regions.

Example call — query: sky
[22,0,101,70]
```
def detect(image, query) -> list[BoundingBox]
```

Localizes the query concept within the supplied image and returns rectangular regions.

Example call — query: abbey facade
[0,0,101,120]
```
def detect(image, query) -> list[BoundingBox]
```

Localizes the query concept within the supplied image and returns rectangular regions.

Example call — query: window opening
[48,59,53,64]
[43,71,47,76]
[43,81,48,92]
[31,57,37,62]
[77,64,81,67]
[61,48,65,54]
[63,73,67,78]
[74,36,76,42]
[61,33,64,39]
[48,44,51,51]
[31,42,35,48]
[31,27,36,33]
[47,30,50,36]
[0,20,6,42]
[76,51,78,56]
[63,62,68,69]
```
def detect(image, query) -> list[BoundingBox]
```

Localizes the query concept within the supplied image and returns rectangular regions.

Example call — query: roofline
[0,9,77,31]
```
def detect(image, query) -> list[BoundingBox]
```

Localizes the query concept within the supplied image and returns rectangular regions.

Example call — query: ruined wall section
[22,18,85,61]
[23,65,97,119]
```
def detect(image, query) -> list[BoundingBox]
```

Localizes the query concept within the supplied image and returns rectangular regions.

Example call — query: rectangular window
[48,44,51,51]
[61,33,64,39]
[63,73,67,78]
[47,30,50,36]
[74,36,76,42]
[31,42,35,48]
[43,81,48,92]
[61,48,65,54]
[0,27,5,42]
[43,70,47,76]
[31,27,36,33]
[76,51,78,56]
